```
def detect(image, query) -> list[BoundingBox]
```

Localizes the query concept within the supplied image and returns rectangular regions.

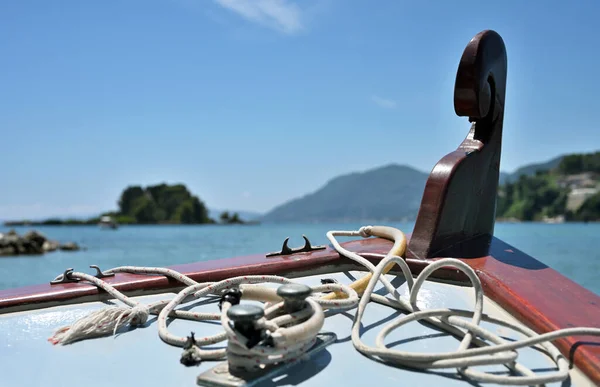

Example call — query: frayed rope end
[48,305,149,345]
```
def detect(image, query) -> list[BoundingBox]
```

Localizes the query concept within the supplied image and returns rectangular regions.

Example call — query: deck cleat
[265,235,326,257]
[197,290,334,386]
[196,332,337,387]
[89,265,115,279]
[49,268,80,285]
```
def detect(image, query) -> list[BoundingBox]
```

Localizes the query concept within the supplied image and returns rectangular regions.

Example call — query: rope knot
[358,226,373,238]
[127,305,150,326]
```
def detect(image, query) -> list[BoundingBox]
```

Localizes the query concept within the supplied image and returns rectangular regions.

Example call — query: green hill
[497,151,600,221]
[261,164,428,222]
[499,155,564,184]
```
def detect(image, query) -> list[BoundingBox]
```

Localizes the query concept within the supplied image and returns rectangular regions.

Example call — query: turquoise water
[1,222,598,295]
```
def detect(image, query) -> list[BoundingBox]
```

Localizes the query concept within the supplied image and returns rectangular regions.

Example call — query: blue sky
[1,0,599,219]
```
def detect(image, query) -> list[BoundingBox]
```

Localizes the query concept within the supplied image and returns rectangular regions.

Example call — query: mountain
[261,164,429,222]
[499,155,565,184]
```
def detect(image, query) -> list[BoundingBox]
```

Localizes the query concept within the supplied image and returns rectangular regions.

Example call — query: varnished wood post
[408,30,508,259]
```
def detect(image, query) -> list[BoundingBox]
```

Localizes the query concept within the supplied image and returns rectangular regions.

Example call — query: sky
[1,0,599,219]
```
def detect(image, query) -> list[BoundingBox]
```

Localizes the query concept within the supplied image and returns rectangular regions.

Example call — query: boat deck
[0,270,593,386]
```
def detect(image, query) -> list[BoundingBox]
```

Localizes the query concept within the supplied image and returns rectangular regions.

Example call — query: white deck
[0,270,593,386]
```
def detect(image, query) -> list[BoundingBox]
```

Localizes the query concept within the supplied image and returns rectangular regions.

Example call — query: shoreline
[2,221,261,227]
[3,220,598,228]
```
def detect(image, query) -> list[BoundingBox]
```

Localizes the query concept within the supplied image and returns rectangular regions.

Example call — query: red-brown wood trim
[1,236,598,382]
[0,238,401,312]
[409,29,507,259]
[462,237,600,383]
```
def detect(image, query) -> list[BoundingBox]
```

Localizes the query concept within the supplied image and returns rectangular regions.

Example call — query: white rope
[49,268,358,370]
[328,227,600,386]
[47,226,600,385]
[49,267,218,345]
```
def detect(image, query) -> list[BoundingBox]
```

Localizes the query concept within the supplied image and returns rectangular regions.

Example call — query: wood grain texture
[408,30,507,259]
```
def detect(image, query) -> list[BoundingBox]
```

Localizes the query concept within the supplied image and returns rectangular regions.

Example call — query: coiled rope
[49,226,600,385]
[330,226,600,385]
[49,268,359,370]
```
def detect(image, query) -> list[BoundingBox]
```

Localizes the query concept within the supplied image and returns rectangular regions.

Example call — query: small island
[218,211,244,225]
[3,183,256,227]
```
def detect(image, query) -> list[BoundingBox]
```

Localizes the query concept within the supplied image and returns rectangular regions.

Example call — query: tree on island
[230,213,241,223]
[117,183,211,224]
[557,152,600,175]
[220,211,230,223]
[219,211,244,224]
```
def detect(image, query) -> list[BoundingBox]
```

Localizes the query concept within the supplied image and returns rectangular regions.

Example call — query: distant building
[567,187,599,212]
[542,214,565,224]
[557,172,598,190]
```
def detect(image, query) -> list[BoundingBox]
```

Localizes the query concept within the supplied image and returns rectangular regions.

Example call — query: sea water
[0,222,598,295]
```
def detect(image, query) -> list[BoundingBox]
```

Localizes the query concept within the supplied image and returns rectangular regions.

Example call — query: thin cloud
[371,95,398,109]
[213,0,303,35]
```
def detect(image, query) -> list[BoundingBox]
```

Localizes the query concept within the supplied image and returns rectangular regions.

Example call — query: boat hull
[1,266,596,386]
[1,235,599,384]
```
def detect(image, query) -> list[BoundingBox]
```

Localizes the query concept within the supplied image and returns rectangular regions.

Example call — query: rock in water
[0,230,81,256]
[0,230,43,256]
[23,230,48,249]
[43,240,60,252]
[0,245,17,256]
[59,242,80,251]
